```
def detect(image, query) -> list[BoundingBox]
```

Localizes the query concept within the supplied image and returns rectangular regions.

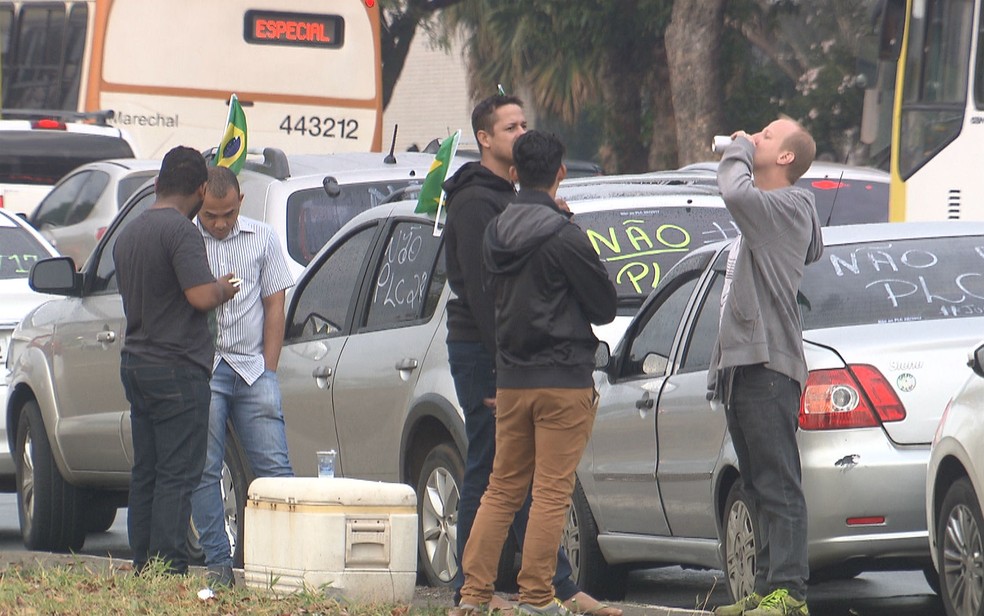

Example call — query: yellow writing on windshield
[584,220,692,293]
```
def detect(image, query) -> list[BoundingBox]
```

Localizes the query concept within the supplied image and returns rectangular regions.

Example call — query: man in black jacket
[457,130,617,616]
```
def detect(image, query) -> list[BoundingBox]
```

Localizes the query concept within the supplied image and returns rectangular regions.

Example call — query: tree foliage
[381,0,878,171]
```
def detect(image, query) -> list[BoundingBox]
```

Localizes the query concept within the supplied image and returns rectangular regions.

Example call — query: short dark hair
[471,94,524,143]
[157,146,207,197]
[512,130,565,190]
[207,165,241,198]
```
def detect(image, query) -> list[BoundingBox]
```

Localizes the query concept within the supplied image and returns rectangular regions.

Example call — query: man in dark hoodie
[710,118,823,616]
[444,96,616,615]
[455,130,616,616]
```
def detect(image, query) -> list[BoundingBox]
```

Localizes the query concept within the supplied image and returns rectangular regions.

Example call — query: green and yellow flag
[415,130,461,214]
[214,94,247,174]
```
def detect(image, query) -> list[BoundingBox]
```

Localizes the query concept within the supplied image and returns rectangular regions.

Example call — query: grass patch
[0,559,444,616]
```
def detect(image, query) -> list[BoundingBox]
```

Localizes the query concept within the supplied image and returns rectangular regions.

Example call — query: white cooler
[244,477,418,603]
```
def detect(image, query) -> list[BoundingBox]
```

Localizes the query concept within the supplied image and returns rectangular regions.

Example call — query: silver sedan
[566,221,984,601]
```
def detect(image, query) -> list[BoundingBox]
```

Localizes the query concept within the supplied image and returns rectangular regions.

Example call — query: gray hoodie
[709,137,824,393]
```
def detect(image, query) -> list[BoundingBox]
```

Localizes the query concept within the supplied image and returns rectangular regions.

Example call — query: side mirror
[594,342,611,370]
[970,344,984,378]
[29,256,81,296]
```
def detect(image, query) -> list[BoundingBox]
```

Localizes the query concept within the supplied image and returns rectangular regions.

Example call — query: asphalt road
[0,493,947,615]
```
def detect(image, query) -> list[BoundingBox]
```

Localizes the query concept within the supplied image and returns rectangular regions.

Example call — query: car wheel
[937,477,984,615]
[15,400,85,552]
[564,477,627,600]
[722,482,757,602]
[85,504,118,534]
[222,429,250,568]
[187,427,250,568]
[416,442,464,587]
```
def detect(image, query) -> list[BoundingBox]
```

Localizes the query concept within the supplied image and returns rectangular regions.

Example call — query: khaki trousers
[460,386,598,607]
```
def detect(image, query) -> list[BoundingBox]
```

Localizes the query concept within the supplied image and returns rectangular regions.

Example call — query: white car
[0,209,59,486]
[927,342,984,616]
[29,159,161,268]
[0,113,137,215]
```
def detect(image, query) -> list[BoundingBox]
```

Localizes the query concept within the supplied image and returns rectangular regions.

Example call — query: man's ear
[477,129,492,151]
[508,165,519,183]
[557,163,568,184]
[778,150,795,166]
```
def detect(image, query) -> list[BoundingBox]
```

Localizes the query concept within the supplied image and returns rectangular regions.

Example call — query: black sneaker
[205,564,235,588]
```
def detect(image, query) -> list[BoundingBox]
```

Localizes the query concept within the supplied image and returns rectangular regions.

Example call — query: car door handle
[395,358,419,371]
[312,366,332,378]
[635,395,654,410]
[96,331,116,343]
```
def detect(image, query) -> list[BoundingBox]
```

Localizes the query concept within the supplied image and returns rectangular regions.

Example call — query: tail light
[799,364,906,430]
[31,119,67,130]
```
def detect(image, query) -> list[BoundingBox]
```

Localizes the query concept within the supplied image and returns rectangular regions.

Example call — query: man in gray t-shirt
[114,146,239,575]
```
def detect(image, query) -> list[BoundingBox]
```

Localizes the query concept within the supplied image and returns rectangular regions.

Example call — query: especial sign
[244,11,344,48]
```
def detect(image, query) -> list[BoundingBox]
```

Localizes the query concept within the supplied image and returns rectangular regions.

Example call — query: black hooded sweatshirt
[442,161,516,355]
[482,189,617,389]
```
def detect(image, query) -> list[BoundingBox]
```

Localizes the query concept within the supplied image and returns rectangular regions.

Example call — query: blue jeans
[191,359,294,567]
[448,341,578,602]
[120,352,210,574]
[724,364,809,601]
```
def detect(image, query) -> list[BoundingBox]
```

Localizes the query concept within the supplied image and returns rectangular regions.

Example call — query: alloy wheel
[942,503,984,614]
[420,464,459,583]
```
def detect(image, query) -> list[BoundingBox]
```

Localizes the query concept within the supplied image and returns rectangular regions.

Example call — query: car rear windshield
[0,226,49,280]
[0,133,135,185]
[572,206,737,306]
[286,180,418,265]
[799,235,984,329]
[800,175,889,225]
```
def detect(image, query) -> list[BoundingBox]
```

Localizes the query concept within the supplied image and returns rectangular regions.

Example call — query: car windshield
[0,133,135,185]
[572,206,737,305]
[799,175,889,225]
[799,235,984,329]
[0,223,49,280]
[286,179,420,265]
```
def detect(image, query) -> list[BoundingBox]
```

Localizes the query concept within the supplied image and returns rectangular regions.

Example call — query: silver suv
[9,172,734,582]
[3,147,467,558]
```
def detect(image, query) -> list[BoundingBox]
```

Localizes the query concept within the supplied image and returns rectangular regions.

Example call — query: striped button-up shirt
[198,215,293,385]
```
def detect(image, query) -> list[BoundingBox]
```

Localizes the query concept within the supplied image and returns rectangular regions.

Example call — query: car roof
[226,148,454,186]
[677,160,889,182]
[74,158,162,173]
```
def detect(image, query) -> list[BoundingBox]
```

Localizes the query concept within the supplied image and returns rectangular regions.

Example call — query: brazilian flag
[214,94,247,174]
[415,130,460,214]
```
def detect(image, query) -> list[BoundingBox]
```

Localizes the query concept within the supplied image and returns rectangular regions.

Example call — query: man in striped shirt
[191,165,295,588]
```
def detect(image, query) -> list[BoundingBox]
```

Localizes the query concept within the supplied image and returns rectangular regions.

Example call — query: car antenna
[823,170,845,226]
[384,125,398,165]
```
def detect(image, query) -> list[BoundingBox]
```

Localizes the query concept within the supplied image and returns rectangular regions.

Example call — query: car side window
[621,275,699,379]
[363,221,445,331]
[679,274,725,374]
[287,225,378,341]
[33,172,90,227]
[91,189,155,293]
[65,170,110,224]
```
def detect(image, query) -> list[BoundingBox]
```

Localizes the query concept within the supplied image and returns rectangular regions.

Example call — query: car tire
[85,504,118,534]
[722,482,757,602]
[187,427,250,568]
[564,478,628,600]
[15,400,85,552]
[222,428,250,568]
[416,442,464,587]
[937,477,984,615]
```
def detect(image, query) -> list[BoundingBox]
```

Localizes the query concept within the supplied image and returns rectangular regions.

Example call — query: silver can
[712,135,733,153]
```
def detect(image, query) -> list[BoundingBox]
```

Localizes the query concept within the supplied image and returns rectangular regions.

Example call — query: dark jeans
[724,364,809,601]
[120,352,210,574]
[447,341,578,602]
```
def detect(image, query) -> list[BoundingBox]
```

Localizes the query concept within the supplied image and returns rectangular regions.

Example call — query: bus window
[60,4,87,109]
[898,0,974,178]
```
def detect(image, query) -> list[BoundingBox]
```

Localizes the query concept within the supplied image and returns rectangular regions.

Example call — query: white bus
[865,0,984,221]
[0,0,384,157]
